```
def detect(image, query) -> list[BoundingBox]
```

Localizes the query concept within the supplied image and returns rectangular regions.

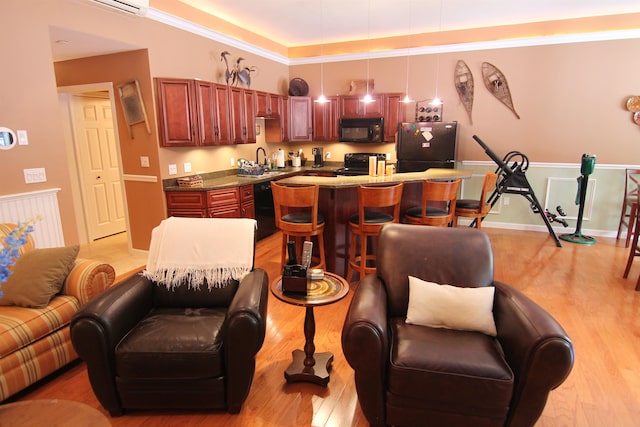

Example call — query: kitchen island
[276,168,472,278]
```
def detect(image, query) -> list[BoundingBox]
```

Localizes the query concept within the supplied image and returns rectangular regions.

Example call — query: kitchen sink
[238,170,287,179]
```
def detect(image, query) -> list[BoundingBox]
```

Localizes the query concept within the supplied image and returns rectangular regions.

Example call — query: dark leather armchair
[342,224,574,427]
[71,253,268,416]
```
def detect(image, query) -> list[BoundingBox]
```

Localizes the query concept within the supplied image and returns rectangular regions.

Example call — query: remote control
[301,241,313,269]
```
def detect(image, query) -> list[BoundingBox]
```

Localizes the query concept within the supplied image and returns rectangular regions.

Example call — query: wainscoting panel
[0,188,64,248]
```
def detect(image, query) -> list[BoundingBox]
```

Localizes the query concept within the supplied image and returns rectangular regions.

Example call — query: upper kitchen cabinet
[155,78,231,147]
[280,95,289,142]
[258,92,290,143]
[383,93,405,142]
[155,78,199,147]
[339,94,383,118]
[338,93,405,142]
[229,86,256,144]
[255,91,282,118]
[211,83,232,144]
[289,96,312,141]
[313,96,339,141]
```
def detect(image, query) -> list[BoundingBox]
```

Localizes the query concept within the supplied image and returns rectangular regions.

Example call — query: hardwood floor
[7,228,640,426]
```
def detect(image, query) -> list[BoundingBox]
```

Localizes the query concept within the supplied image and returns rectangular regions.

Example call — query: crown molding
[147,8,640,67]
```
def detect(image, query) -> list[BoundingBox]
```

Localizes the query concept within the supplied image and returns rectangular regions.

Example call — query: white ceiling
[50,0,640,61]
[179,0,640,46]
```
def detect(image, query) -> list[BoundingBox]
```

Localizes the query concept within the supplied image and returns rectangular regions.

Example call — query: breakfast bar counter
[275,168,471,189]
[277,168,472,277]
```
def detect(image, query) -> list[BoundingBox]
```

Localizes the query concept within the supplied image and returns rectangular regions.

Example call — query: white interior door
[72,95,126,240]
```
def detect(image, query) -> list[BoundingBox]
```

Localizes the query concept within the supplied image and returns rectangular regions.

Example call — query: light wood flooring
[7,228,640,426]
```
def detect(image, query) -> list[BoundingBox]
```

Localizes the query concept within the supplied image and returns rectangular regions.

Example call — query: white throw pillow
[406,276,497,336]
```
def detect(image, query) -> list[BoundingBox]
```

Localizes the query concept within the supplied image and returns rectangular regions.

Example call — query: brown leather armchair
[342,224,574,427]
[71,254,268,416]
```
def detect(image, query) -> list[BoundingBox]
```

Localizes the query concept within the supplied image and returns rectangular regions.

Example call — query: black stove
[334,153,388,176]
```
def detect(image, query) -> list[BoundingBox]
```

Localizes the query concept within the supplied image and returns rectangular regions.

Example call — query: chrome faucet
[256,147,267,165]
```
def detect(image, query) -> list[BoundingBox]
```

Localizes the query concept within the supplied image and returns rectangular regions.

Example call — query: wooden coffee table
[0,399,111,426]
[271,272,349,386]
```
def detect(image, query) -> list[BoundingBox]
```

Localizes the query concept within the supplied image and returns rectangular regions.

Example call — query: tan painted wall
[1,0,639,249]
[290,38,640,165]
[54,50,165,249]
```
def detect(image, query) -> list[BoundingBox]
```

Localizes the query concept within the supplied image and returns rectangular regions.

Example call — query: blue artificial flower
[1,219,39,285]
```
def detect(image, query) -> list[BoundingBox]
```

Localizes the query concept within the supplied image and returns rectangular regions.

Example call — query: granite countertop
[163,165,340,191]
[276,169,472,189]
[164,166,471,192]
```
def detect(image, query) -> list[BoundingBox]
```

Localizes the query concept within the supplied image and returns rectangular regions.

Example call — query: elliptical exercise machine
[472,135,562,247]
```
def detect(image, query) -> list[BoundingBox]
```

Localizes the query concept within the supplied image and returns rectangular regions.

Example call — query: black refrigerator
[396,121,458,172]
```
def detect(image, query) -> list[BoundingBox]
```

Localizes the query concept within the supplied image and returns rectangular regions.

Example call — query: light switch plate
[184,162,192,173]
[140,156,150,167]
[168,164,177,175]
[17,130,28,145]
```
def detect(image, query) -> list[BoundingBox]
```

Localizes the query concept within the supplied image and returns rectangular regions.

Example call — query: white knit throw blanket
[142,217,256,290]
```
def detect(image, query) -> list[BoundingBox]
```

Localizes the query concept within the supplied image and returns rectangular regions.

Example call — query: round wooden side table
[271,272,349,386]
[0,399,111,426]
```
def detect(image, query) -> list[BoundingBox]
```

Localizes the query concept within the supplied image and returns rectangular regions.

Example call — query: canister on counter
[369,156,377,176]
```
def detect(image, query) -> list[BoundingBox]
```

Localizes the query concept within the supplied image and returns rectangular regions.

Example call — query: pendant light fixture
[401,0,414,103]
[315,0,329,103]
[361,0,375,104]
[431,0,444,106]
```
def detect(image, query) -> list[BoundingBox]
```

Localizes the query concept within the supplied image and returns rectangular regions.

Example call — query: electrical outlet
[184,162,192,173]
[140,156,150,167]
[503,196,510,206]
[24,168,46,183]
[385,152,391,160]
[230,157,235,167]
[168,164,177,175]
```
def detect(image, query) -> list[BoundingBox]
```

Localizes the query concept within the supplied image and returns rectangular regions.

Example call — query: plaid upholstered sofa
[0,223,115,401]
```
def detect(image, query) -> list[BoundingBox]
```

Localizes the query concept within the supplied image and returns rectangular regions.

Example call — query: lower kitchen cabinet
[166,185,255,219]
[240,185,255,218]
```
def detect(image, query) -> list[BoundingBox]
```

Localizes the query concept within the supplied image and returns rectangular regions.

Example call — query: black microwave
[339,117,384,143]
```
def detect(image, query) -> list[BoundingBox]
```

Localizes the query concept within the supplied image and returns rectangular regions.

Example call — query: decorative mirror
[0,127,16,150]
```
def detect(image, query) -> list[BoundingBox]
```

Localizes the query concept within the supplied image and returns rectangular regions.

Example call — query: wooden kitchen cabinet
[207,188,241,217]
[211,83,232,144]
[280,95,289,142]
[289,96,313,141]
[165,191,208,217]
[261,94,290,143]
[155,78,199,147]
[155,78,232,146]
[239,184,255,218]
[337,93,405,142]
[339,94,383,118]
[229,87,256,144]
[313,96,339,141]
[383,93,405,142]
[255,91,281,118]
[166,186,255,219]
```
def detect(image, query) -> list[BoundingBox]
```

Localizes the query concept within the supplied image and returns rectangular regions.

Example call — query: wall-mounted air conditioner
[90,0,149,16]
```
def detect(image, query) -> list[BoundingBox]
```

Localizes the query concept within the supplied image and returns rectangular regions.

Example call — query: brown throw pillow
[0,245,79,308]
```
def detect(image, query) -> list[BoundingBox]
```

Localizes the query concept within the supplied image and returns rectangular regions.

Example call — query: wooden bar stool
[271,181,325,271]
[405,178,461,227]
[347,183,404,283]
[616,168,640,248]
[623,192,640,291]
[454,171,498,228]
